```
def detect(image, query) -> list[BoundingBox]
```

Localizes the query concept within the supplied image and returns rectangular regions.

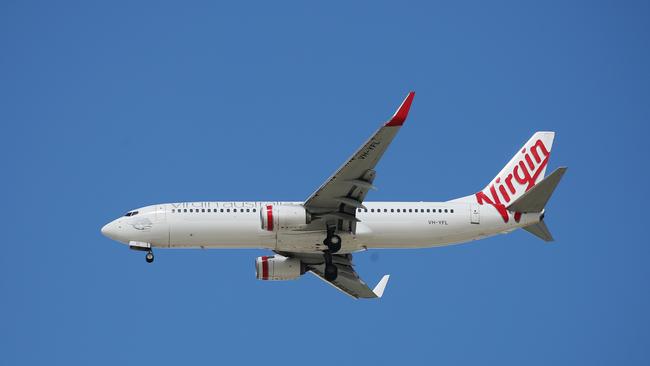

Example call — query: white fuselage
[102,201,541,254]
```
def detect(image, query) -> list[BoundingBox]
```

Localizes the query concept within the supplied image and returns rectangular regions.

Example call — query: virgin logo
[475,139,550,223]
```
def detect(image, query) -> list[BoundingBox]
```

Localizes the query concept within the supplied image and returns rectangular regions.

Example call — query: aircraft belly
[276,231,362,253]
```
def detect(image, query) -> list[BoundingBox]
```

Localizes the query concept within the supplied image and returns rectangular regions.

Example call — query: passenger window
[444,209,448,213]
[247,209,250,212]
[371,209,375,213]
[409,209,412,213]
[183,209,187,212]
[415,209,418,213]
[227,209,230,212]
[426,209,430,213]
[451,209,454,213]
[189,209,193,212]
[234,209,237,212]
[438,209,442,213]
[391,209,394,212]
[253,208,256,212]
[396,209,400,212]
[201,209,205,212]
[171,209,175,213]
[384,209,387,212]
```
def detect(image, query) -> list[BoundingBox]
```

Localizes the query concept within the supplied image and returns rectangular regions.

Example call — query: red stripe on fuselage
[261,256,269,280]
[266,205,274,231]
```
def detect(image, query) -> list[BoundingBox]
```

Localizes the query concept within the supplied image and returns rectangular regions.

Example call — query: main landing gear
[323,226,340,281]
[323,226,342,253]
[145,251,154,263]
[323,251,338,281]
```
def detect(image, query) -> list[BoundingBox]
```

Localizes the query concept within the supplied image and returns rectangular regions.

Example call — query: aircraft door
[154,204,167,222]
[470,204,480,224]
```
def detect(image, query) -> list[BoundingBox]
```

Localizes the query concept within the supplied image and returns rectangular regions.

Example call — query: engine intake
[255,255,304,281]
[260,204,311,231]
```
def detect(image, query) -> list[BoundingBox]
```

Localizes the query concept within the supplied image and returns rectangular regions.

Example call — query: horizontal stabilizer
[523,220,554,242]
[507,167,567,213]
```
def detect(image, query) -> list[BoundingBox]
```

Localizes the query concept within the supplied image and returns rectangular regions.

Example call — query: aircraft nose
[101,220,122,242]
[101,223,111,237]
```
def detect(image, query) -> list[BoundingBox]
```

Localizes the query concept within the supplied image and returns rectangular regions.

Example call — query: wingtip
[385,91,415,127]
[372,274,390,298]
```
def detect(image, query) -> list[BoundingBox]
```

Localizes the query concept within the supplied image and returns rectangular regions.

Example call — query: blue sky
[1,1,649,364]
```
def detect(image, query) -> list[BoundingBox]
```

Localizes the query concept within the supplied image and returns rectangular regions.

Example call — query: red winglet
[385,91,415,127]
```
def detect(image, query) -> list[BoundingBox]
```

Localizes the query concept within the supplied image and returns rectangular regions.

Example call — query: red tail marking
[476,138,550,223]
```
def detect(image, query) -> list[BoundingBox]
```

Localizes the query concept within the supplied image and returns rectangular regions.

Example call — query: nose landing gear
[128,242,154,263]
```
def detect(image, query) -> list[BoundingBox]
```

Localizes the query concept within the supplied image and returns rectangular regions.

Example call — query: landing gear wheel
[324,234,342,253]
[330,234,341,246]
[145,251,154,263]
[323,250,338,281]
[324,263,338,281]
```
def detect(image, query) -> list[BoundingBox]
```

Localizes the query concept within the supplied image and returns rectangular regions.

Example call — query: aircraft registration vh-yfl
[101,92,567,299]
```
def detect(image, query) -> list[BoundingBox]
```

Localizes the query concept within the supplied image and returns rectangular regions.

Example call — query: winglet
[385,92,415,126]
[372,275,391,298]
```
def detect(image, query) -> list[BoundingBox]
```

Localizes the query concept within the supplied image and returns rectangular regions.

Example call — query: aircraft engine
[255,255,305,281]
[260,204,311,231]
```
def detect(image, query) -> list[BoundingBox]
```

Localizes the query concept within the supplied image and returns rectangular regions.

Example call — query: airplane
[101,92,567,299]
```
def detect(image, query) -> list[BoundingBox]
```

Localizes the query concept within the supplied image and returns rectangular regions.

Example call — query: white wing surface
[303,92,415,233]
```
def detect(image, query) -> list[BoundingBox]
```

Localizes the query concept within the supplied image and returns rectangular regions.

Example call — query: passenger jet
[101,92,567,299]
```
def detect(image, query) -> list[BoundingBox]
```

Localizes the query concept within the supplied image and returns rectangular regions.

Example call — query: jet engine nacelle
[260,204,311,231]
[255,255,305,281]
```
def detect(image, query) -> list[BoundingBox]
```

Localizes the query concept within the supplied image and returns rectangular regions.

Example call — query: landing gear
[324,263,338,281]
[323,226,342,253]
[145,251,154,263]
[323,251,338,281]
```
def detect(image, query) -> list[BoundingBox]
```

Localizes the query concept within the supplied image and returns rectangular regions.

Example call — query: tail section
[471,131,556,223]
[507,167,567,213]
[449,131,565,240]
[508,167,568,242]
[523,218,554,242]
[480,131,555,205]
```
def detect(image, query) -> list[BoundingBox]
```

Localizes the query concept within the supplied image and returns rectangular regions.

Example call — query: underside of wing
[283,252,390,299]
[303,92,415,233]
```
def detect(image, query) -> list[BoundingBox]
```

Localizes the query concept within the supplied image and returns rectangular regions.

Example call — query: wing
[303,92,415,232]
[286,252,390,299]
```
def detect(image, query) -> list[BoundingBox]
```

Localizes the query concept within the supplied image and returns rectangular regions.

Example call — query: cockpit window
[124,211,139,217]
